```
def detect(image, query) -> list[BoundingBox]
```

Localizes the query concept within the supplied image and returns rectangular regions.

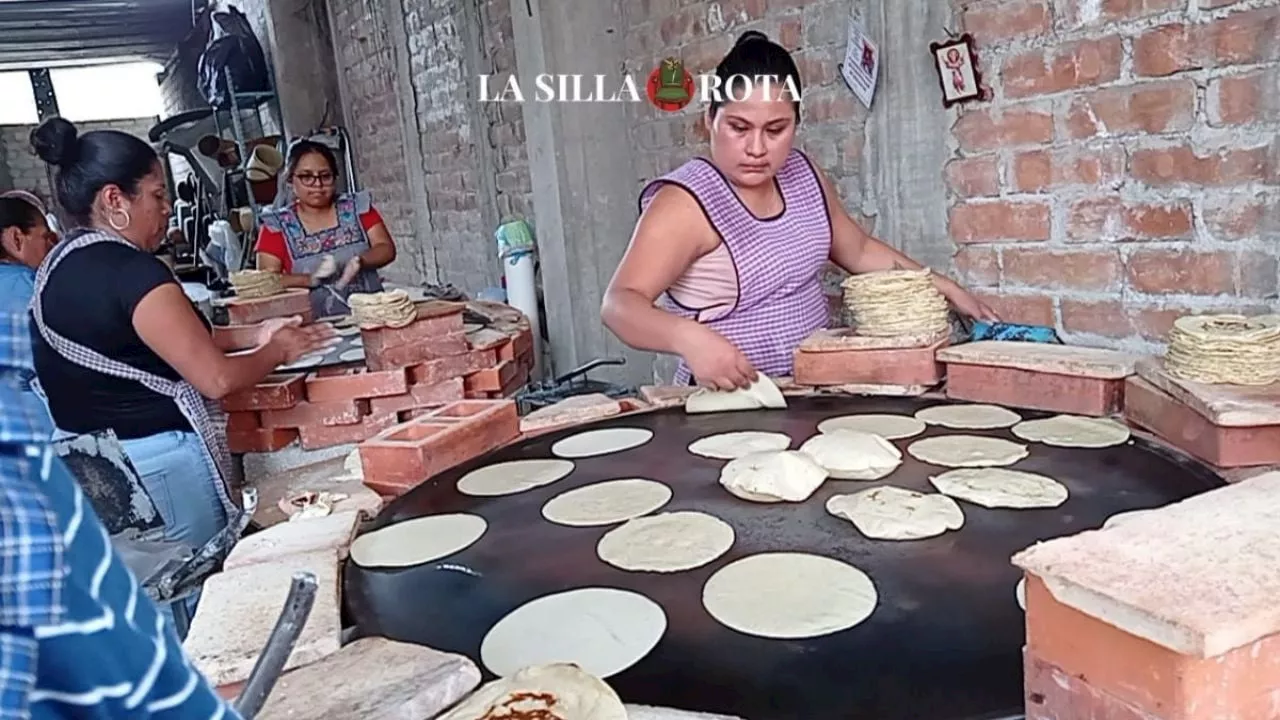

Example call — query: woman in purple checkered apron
[255,140,398,319]
[26,119,332,630]
[603,31,998,389]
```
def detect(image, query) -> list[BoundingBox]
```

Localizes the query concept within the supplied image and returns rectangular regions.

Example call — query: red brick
[227,428,298,454]
[1025,572,1280,718]
[511,327,533,358]
[944,155,999,198]
[359,400,520,496]
[1001,36,1123,100]
[1238,250,1279,298]
[1124,376,1280,468]
[358,301,465,355]
[1013,145,1126,193]
[1059,298,1133,339]
[1202,194,1280,241]
[972,292,1055,326]
[220,374,306,413]
[225,411,260,433]
[952,106,1054,152]
[466,328,511,353]
[367,377,466,415]
[212,322,264,352]
[365,332,469,372]
[953,246,1000,286]
[296,411,399,451]
[1024,651,1160,720]
[464,361,520,393]
[792,339,947,387]
[223,289,311,326]
[1066,197,1193,242]
[1063,80,1196,139]
[1059,0,1181,26]
[1209,68,1280,126]
[304,366,409,403]
[1002,248,1122,292]
[962,0,1051,41]
[1132,10,1280,78]
[946,365,1124,416]
[408,349,497,385]
[497,364,530,397]
[1124,249,1235,295]
[260,399,368,429]
[949,200,1051,243]
[1131,144,1274,186]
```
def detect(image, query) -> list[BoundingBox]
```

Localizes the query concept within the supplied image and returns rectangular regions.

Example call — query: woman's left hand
[336,256,362,289]
[941,281,1000,322]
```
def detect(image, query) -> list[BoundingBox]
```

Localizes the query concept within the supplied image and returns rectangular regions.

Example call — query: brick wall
[0,118,158,204]
[623,0,867,320]
[948,0,1280,351]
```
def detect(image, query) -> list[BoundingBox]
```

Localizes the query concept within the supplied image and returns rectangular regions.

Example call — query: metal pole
[233,572,319,719]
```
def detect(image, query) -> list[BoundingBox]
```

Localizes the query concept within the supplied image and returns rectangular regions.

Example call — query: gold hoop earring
[108,208,131,232]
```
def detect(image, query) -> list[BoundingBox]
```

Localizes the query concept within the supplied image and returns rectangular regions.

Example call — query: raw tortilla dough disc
[817,414,926,440]
[552,427,653,459]
[437,663,627,720]
[826,486,965,540]
[597,511,735,573]
[915,404,1022,429]
[685,374,787,414]
[480,587,667,678]
[907,435,1029,468]
[719,450,829,503]
[799,430,903,480]
[1011,414,1131,448]
[348,513,487,568]
[338,347,365,362]
[541,479,672,527]
[702,553,878,639]
[1016,578,1026,611]
[281,353,324,370]
[334,325,360,337]
[929,468,1068,509]
[687,431,791,460]
[457,459,576,497]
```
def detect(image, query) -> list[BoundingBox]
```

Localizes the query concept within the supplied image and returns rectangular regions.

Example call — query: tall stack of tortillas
[349,289,418,329]
[841,268,950,337]
[229,269,283,299]
[1165,314,1280,385]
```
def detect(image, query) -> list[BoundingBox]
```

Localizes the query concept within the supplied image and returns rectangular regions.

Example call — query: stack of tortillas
[1165,313,1280,385]
[437,663,627,719]
[841,268,950,337]
[349,289,417,329]
[228,269,283,299]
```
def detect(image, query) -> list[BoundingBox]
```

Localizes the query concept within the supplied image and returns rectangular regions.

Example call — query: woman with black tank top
[26,117,333,630]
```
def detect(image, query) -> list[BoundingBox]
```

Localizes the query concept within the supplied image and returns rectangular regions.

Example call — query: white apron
[30,228,237,518]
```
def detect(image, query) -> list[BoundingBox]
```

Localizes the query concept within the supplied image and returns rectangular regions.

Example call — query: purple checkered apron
[29,228,238,517]
[639,149,832,384]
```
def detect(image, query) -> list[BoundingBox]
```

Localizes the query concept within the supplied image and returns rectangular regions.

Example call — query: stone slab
[1124,377,1280,468]
[1135,357,1280,427]
[184,549,342,687]
[224,509,362,570]
[798,327,948,352]
[936,340,1139,379]
[257,636,481,720]
[1012,471,1280,658]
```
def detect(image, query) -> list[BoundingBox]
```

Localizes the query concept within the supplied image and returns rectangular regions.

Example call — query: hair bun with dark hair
[30,117,80,168]
[735,30,770,47]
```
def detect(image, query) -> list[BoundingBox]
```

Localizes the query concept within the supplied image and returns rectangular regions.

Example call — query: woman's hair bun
[30,117,80,168]
[735,30,770,47]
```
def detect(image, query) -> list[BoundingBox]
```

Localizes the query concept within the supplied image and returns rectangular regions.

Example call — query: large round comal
[344,396,1222,720]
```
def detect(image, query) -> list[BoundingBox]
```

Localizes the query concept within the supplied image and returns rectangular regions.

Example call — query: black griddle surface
[343,395,1222,720]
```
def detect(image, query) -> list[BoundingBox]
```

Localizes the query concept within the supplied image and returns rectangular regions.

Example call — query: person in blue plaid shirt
[0,308,240,718]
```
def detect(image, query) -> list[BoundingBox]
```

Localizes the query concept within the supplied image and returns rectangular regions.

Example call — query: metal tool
[514,357,636,413]
[234,571,319,719]
[148,488,259,602]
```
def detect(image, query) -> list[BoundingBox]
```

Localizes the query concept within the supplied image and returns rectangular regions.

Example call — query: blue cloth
[0,309,241,720]
[0,267,51,439]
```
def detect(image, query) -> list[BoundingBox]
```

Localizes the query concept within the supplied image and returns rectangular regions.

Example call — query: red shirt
[255,205,385,274]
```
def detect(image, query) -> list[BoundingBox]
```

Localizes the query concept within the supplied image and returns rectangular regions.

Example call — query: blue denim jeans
[119,430,230,638]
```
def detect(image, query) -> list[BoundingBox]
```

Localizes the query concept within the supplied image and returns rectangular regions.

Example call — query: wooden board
[1135,358,1280,428]
[936,341,1139,380]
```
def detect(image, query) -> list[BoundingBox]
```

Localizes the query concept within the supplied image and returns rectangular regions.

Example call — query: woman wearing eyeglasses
[255,140,398,318]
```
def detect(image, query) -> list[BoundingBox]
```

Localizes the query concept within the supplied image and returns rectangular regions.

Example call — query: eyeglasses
[293,172,336,187]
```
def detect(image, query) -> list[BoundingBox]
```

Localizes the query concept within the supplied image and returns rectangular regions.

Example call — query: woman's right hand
[269,323,337,364]
[675,323,758,392]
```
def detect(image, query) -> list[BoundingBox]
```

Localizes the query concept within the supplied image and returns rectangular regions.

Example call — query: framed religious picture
[930,33,985,108]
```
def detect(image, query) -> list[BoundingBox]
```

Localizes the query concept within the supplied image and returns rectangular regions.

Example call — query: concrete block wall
[948,0,1280,352]
[0,118,158,203]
